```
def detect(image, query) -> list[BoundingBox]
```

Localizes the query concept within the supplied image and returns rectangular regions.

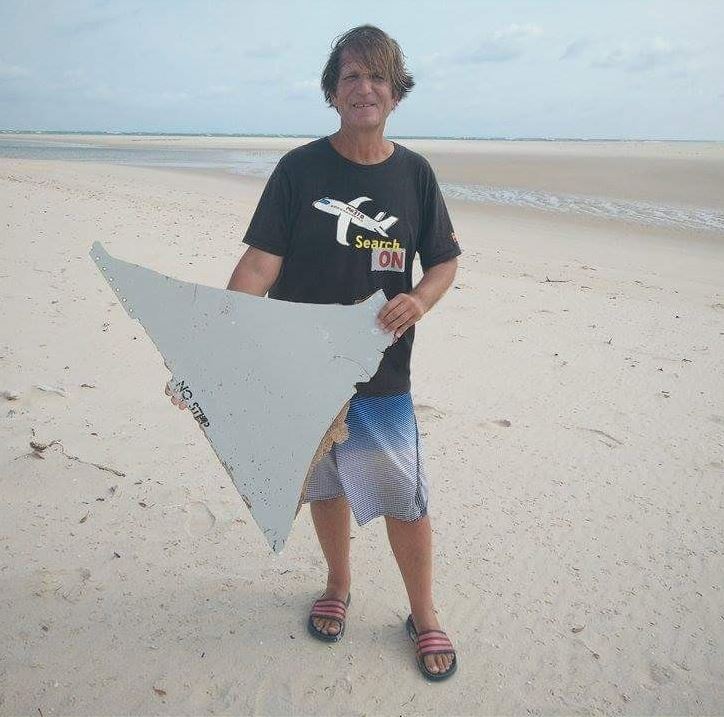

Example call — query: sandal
[307,593,351,643]
[406,614,458,681]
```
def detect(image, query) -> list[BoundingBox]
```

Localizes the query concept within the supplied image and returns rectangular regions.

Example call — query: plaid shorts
[303,392,429,525]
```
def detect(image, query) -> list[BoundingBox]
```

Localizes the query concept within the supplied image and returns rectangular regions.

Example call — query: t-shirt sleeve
[417,162,461,271]
[242,162,293,257]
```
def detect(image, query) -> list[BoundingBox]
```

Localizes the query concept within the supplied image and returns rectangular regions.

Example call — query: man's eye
[344,74,358,81]
[372,74,385,81]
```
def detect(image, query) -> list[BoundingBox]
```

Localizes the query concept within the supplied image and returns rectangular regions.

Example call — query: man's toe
[424,655,440,673]
[313,617,339,635]
[427,654,451,674]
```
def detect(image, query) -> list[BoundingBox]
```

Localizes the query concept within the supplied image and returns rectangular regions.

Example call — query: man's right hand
[164,380,188,410]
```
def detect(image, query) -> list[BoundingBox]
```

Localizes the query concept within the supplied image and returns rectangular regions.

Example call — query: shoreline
[3,154,723,244]
[3,134,724,226]
[4,129,724,145]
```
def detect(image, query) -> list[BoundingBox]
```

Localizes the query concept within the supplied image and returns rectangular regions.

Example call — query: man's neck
[329,129,394,165]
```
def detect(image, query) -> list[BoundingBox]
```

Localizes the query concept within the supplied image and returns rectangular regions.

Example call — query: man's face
[332,51,396,132]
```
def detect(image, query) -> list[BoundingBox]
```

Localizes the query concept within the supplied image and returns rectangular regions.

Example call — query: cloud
[591,37,688,72]
[62,82,190,110]
[560,39,589,61]
[57,6,141,37]
[0,59,31,79]
[459,24,543,63]
[244,43,287,60]
[286,79,319,100]
[199,84,236,98]
[154,90,190,104]
[412,52,450,83]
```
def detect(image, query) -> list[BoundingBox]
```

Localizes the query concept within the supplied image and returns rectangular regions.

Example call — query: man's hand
[377,257,458,339]
[377,293,426,339]
[164,380,188,410]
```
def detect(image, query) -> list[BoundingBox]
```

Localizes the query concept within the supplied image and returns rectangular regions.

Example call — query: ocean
[2,134,722,234]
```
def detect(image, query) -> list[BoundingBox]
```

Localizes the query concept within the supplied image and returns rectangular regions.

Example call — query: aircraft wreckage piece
[90,242,393,552]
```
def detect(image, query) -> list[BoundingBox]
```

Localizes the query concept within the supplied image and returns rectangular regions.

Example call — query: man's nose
[356,75,373,92]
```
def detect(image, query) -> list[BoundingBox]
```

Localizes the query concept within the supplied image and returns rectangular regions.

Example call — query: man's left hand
[378,293,426,339]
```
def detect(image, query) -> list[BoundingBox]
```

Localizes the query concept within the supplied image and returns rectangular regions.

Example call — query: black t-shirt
[242,136,461,396]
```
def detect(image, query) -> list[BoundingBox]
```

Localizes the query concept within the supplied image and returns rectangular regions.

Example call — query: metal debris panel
[90,242,392,552]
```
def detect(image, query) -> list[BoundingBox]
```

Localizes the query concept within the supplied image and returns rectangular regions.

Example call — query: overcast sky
[1,0,722,139]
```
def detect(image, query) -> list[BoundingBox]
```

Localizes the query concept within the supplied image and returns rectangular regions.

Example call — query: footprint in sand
[33,567,92,603]
[703,461,723,477]
[183,501,216,537]
[415,403,445,419]
[649,662,674,685]
[253,678,295,714]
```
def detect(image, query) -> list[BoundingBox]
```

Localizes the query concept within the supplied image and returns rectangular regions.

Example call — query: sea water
[2,134,723,234]
[439,182,724,234]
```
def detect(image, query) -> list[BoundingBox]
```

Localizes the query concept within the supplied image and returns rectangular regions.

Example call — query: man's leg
[385,514,454,675]
[310,496,352,635]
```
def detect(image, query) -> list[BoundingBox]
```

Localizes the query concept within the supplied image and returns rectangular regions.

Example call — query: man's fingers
[386,306,413,329]
[166,381,189,410]
[380,303,410,329]
[394,320,414,338]
[378,294,424,337]
[172,396,188,410]
[390,313,415,336]
[385,302,421,333]
[379,296,415,326]
[378,294,406,322]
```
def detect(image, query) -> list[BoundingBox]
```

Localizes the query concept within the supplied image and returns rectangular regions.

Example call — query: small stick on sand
[23,438,126,477]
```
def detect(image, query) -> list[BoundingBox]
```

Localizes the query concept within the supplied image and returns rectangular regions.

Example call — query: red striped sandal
[406,614,458,681]
[307,593,351,643]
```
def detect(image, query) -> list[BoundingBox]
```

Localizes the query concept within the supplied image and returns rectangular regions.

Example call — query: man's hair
[321,25,415,107]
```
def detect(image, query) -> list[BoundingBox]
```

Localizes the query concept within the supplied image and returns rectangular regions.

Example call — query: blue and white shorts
[303,392,429,525]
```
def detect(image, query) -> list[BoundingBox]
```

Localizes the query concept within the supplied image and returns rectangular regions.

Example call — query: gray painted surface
[90,242,392,552]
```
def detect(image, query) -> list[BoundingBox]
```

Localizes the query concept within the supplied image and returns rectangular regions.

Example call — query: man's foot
[407,612,457,679]
[308,589,351,642]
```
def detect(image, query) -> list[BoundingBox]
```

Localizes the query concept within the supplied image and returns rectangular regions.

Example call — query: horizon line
[1,129,722,143]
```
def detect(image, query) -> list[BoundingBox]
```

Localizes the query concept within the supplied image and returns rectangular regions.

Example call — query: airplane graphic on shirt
[313,196,399,246]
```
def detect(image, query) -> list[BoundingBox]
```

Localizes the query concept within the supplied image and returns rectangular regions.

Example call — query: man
[172,25,459,680]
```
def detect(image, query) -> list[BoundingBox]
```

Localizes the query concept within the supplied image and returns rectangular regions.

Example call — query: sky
[0,0,723,140]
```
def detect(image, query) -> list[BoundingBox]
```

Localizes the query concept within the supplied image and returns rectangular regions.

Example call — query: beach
[1,137,723,715]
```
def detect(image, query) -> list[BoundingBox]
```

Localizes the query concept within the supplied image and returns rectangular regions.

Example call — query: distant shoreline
[1,129,721,144]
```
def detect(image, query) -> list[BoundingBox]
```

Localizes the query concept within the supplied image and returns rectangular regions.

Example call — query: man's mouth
[353,103,376,108]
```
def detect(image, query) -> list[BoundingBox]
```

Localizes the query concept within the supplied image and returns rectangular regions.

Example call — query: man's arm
[227,246,284,296]
[377,256,458,338]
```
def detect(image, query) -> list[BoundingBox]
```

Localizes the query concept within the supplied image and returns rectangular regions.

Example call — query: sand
[1,138,723,715]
